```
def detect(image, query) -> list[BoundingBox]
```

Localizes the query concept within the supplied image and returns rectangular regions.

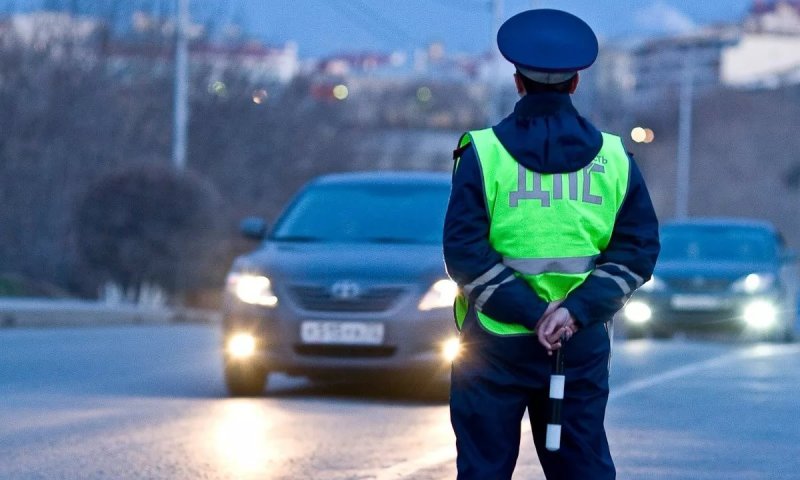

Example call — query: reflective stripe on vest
[454,128,630,335]
[503,255,599,276]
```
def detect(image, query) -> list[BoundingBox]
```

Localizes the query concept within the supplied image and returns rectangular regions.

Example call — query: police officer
[444,9,660,480]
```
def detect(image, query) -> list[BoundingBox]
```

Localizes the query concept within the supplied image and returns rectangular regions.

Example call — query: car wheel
[755,324,794,343]
[782,330,795,343]
[625,327,647,340]
[652,328,673,340]
[224,363,268,397]
[780,324,795,343]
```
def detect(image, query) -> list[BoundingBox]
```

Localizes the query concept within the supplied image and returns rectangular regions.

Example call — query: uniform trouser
[450,313,615,480]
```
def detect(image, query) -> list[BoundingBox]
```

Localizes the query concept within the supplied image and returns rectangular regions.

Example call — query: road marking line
[379,343,800,480]
[611,343,800,401]
[373,445,457,480]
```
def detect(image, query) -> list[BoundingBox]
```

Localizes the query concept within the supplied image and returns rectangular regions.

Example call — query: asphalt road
[1,325,798,479]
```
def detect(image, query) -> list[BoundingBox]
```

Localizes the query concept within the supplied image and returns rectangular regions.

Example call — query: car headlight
[624,300,652,324]
[731,273,776,294]
[742,300,777,330]
[227,273,278,307]
[639,275,666,292]
[418,279,459,311]
[441,336,461,362]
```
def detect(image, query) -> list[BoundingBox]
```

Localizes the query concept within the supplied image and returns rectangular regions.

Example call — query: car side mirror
[239,217,269,241]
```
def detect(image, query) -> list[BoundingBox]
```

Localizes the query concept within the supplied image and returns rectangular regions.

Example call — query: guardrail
[0,298,221,328]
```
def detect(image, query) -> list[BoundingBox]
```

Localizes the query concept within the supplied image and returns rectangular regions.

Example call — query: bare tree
[73,164,223,302]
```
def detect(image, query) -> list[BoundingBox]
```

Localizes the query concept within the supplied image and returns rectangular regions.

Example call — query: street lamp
[675,52,695,220]
[172,0,189,171]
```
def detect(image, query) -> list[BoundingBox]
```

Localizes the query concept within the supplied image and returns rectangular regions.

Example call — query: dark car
[220,172,460,396]
[622,218,799,341]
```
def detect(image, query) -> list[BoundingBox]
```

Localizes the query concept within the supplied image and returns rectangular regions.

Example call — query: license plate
[670,295,724,311]
[300,321,385,345]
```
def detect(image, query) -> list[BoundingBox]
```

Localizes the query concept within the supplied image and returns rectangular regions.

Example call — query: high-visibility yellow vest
[454,128,630,335]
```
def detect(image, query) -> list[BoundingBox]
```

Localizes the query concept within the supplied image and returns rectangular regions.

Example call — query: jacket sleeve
[561,155,660,328]
[443,144,548,329]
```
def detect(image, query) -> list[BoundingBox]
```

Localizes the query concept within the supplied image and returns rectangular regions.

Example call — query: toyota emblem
[330,281,362,300]
[691,276,706,287]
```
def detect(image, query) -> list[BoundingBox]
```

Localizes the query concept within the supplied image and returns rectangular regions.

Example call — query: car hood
[655,260,778,280]
[231,242,447,284]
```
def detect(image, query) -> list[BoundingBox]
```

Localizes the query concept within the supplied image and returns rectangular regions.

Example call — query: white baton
[546,340,565,452]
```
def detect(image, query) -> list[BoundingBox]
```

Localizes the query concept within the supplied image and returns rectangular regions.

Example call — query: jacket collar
[512,92,577,120]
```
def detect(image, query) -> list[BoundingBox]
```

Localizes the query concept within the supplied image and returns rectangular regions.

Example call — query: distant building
[192,41,299,84]
[722,1,800,88]
[120,11,299,84]
[0,11,107,54]
[103,38,299,84]
[745,0,800,34]
[722,33,800,88]
[618,1,800,92]
[316,51,407,77]
[316,42,487,83]
[0,11,299,84]
[591,45,636,93]
[626,26,740,100]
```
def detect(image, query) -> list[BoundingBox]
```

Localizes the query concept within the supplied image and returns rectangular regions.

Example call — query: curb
[0,299,221,328]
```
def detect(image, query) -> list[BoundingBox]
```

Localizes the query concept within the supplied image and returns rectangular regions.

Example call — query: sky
[233,0,756,56]
[3,0,758,56]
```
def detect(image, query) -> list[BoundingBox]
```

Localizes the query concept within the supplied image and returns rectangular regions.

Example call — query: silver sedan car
[221,172,460,396]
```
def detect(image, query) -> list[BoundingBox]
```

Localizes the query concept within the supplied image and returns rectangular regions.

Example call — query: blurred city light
[332,84,349,100]
[631,127,647,143]
[209,80,227,97]
[631,127,655,144]
[252,89,268,104]
[416,86,433,102]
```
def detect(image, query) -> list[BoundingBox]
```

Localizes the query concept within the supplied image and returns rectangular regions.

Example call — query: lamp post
[172,0,189,171]
[675,52,694,219]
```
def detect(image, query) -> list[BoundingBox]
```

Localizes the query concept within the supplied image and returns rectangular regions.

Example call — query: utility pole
[172,0,189,171]
[491,0,503,57]
[675,51,694,219]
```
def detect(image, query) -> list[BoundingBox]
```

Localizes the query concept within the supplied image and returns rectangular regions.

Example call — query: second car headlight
[227,273,278,307]
[742,300,778,329]
[731,273,776,294]
[624,300,652,324]
[419,279,459,311]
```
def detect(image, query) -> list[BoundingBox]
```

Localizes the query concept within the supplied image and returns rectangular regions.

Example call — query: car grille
[666,277,732,293]
[287,286,405,312]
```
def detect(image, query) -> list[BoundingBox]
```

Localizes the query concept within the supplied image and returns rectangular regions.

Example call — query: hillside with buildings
[2,1,800,302]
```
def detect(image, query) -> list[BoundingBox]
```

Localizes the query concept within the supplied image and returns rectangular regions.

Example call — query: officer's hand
[535,300,563,331]
[537,307,578,355]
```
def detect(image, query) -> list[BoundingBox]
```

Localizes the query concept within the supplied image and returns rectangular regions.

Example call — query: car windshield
[660,226,777,262]
[271,182,450,244]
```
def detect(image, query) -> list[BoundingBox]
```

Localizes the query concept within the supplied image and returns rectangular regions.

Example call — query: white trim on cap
[517,66,576,84]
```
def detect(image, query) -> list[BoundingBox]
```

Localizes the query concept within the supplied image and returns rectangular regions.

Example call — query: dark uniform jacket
[444,92,660,330]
